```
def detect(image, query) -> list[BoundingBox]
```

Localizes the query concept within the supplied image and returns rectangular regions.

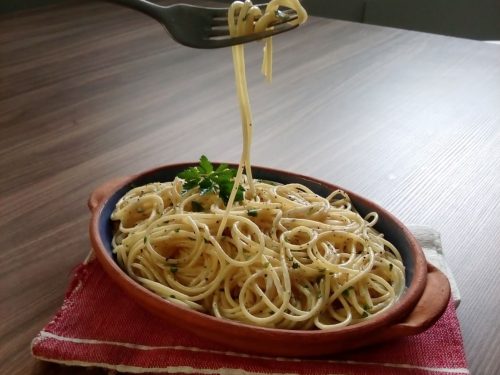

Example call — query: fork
[108,0,299,49]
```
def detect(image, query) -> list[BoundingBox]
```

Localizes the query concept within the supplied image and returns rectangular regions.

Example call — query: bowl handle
[390,263,451,336]
[88,176,134,212]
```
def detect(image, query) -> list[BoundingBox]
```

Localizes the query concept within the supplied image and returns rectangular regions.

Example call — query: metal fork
[108,0,299,49]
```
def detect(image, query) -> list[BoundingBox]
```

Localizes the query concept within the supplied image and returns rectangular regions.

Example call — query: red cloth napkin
[32,259,469,375]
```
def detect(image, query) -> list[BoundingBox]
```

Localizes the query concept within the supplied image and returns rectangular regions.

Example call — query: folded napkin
[32,227,468,375]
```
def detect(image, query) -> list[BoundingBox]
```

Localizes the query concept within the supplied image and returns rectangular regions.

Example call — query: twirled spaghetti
[111,179,405,329]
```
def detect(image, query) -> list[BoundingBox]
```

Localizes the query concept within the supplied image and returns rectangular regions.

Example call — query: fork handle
[107,0,166,22]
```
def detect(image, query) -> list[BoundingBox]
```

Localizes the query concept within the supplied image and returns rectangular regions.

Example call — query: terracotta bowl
[89,163,450,357]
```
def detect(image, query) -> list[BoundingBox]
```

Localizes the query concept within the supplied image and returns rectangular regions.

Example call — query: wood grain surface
[1,1,499,374]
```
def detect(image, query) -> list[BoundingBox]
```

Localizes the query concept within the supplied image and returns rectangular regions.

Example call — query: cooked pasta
[110,0,405,330]
[111,178,405,329]
[219,0,307,238]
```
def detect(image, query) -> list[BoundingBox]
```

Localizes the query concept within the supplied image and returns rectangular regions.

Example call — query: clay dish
[89,163,450,357]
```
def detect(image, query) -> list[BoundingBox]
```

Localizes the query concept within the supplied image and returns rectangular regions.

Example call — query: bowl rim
[89,162,428,339]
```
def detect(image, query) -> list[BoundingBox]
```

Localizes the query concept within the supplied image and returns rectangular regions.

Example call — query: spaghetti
[111,179,405,329]
[111,0,405,330]
[219,0,307,237]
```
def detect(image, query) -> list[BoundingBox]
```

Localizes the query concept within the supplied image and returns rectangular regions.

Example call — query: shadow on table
[32,361,106,375]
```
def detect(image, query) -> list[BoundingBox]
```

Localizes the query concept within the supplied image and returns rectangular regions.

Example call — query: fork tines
[211,7,297,23]
[208,8,298,40]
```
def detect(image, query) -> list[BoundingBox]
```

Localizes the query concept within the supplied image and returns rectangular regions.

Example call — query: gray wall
[212,0,500,40]
[363,0,500,40]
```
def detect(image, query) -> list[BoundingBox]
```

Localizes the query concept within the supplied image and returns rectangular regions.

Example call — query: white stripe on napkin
[33,331,470,374]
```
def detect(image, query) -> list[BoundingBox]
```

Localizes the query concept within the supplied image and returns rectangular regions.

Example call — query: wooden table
[1,1,499,374]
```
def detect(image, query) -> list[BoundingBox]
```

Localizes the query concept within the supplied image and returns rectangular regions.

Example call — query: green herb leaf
[183,179,200,190]
[292,262,300,269]
[170,265,178,274]
[177,156,244,205]
[215,163,229,173]
[199,178,215,195]
[247,209,258,217]
[235,184,245,202]
[199,155,213,174]
[218,180,232,202]
[178,167,200,182]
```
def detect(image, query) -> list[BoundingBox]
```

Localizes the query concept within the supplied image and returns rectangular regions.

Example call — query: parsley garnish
[177,155,245,204]
[170,265,178,274]
[292,262,300,269]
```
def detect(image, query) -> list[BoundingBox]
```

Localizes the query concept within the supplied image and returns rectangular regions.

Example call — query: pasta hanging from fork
[219,0,308,240]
